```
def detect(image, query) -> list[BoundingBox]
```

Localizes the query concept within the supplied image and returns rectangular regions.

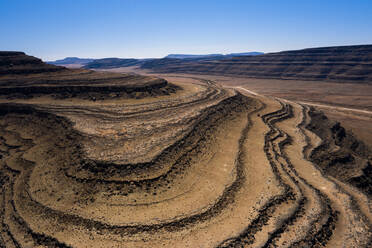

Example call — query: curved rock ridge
[0,75,371,247]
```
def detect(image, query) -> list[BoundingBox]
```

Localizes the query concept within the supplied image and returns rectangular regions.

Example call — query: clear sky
[1,0,372,61]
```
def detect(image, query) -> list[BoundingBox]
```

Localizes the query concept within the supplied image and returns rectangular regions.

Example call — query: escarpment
[141,45,372,84]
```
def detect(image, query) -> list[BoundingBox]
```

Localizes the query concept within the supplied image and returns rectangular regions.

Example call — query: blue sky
[1,0,371,60]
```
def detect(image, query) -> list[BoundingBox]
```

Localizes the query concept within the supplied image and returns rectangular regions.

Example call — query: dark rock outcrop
[307,108,372,195]
[0,51,65,75]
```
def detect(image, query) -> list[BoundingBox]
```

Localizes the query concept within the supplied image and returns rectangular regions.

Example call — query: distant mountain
[227,52,264,56]
[141,45,372,84]
[165,52,263,59]
[140,52,264,71]
[84,58,144,69]
[50,52,264,70]
[47,57,94,66]
[165,54,224,59]
[84,52,263,69]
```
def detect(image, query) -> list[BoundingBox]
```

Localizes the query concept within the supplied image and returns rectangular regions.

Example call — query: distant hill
[47,57,95,68]
[227,52,264,56]
[141,45,372,84]
[84,52,264,70]
[165,52,263,59]
[48,57,94,65]
[83,58,146,69]
[0,51,66,75]
[165,54,224,59]
[140,52,263,71]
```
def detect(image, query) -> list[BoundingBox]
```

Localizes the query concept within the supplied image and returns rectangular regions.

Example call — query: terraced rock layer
[0,72,371,247]
[141,45,372,83]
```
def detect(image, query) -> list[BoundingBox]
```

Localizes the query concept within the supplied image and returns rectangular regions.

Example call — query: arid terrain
[0,51,371,247]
